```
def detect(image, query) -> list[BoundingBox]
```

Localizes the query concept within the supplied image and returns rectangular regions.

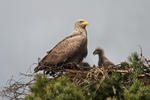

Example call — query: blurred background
[0,0,150,91]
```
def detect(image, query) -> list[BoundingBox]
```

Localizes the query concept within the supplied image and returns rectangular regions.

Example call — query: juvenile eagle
[93,48,115,68]
[34,19,88,72]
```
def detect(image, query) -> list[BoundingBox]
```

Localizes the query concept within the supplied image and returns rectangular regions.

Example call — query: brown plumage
[93,48,115,68]
[34,19,88,72]
[79,62,90,67]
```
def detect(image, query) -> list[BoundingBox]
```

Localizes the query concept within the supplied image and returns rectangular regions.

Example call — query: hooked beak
[93,51,96,55]
[82,21,88,26]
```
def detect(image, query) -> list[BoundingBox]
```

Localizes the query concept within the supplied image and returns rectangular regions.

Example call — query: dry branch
[0,73,34,100]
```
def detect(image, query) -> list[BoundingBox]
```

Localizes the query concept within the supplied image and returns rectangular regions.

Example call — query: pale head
[74,19,88,29]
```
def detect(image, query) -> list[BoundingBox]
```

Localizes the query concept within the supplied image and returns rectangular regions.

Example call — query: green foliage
[25,52,150,100]
[25,74,150,100]
[25,74,89,100]
[128,52,146,76]
[89,73,123,100]
[123,79,150,100]
[106,97,117,100]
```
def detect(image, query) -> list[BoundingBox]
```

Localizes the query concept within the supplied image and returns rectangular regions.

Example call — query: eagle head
[75,19,88,29]
[93,48,104,56]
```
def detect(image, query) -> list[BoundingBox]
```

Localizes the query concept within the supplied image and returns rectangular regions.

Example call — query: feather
[34,19,88,72]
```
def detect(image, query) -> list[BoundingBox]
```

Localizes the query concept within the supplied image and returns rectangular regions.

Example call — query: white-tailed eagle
[34,19,88,72]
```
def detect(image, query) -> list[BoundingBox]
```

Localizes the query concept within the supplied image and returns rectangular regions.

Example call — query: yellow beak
[82,21,88,25]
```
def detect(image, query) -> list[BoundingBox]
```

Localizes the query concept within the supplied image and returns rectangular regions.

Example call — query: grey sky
[0,0,150,93]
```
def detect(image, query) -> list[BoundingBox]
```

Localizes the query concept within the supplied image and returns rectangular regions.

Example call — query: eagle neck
[98,54,104,66]
[74,27,87,35]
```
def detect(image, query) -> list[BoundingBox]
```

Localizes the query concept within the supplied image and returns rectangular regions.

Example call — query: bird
[93,48,115,68]
[34,19,89,73]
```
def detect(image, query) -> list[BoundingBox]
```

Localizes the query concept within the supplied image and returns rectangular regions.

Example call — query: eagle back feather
[40,33,87,66]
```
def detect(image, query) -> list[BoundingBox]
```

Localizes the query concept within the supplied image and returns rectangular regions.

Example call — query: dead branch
[0,72,34,100]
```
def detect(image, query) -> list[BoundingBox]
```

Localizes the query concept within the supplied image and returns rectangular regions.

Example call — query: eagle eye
[80,21,83,23]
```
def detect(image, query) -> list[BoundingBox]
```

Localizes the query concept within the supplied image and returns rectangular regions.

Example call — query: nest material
[36,62,150,86]
[1,64,150,100]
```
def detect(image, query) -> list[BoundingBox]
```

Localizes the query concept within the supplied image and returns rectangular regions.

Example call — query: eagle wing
[40,34,87,65]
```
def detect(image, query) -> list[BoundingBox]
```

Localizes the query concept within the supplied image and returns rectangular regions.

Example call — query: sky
[0,0,150,97]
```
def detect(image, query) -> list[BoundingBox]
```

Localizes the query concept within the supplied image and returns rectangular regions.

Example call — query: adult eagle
[34,19,88,72]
